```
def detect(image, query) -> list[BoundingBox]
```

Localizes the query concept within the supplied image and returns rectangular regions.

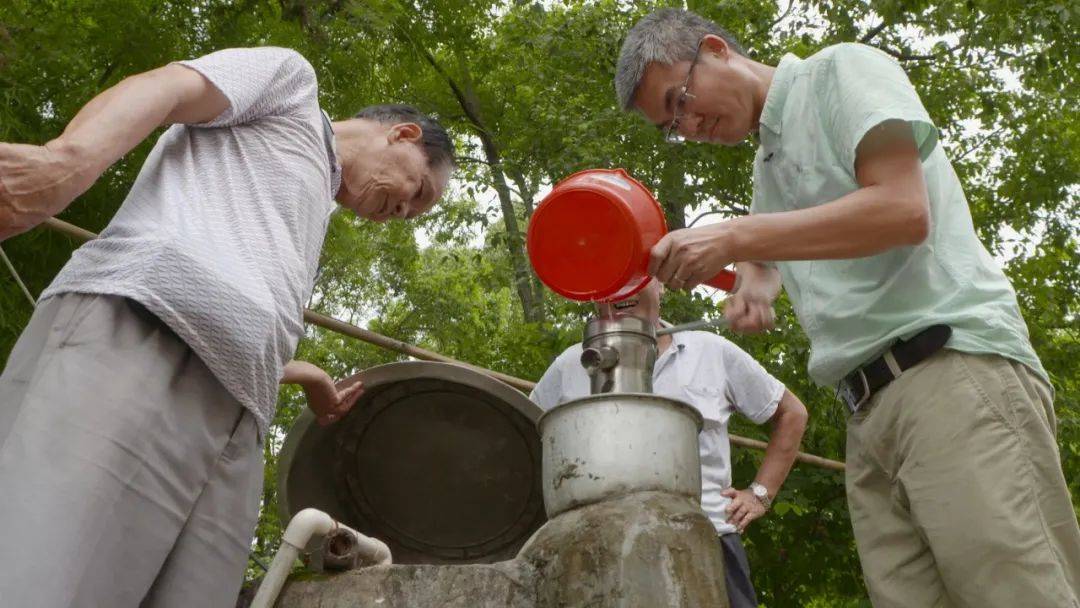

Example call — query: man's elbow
[778,390,809,434]
[904,201,931,245]
[791,399,809,434]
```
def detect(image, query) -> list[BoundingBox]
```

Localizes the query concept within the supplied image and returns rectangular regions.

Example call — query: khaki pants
[846,349,1080,607]
[0,293,263,607]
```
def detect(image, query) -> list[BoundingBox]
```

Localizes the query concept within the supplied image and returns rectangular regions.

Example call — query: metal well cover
[277,361,546,564]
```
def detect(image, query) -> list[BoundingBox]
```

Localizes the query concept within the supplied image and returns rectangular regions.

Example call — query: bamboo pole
[302,309,536,393]
[1,244,36,307]
[42,217,98,241]
[34,217,846,472]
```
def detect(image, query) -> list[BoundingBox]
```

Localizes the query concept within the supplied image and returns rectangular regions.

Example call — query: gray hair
[615,8,745,112]
[354,104,456,170]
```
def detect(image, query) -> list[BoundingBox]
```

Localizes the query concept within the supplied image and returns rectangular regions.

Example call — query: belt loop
[883,350,903,379]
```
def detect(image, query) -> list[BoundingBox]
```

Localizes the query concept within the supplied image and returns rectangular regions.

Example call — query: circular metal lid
[277,361,546,564]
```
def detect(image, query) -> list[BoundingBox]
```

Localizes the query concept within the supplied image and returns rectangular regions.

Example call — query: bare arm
[723,389,809,532]
[0,64,228,239]
[650,121,931,287]
[281,360,365,426]
[753,389,809,497]
[58,64,229,173]
[728,123,929,261]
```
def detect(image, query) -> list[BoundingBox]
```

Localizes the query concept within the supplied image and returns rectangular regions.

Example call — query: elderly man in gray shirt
[0,47,454,607]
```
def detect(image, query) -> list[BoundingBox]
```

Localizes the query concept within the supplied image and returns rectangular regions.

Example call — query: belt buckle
[838,369,871,415]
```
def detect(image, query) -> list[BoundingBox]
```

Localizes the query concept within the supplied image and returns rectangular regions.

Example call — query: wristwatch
[749,482,772,510]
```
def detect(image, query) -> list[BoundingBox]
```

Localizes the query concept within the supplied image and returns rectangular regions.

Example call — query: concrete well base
[274,490,727,608]
[518,490,728,608]
[274,562,536,608]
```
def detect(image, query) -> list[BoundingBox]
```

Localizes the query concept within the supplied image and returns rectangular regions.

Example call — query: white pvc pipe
[250,508,392,608]
[350,529,393,566]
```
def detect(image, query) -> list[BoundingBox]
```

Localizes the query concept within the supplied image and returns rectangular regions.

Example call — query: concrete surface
[274,490,727,608]
[520,491,728,608]
[275,562,536,608]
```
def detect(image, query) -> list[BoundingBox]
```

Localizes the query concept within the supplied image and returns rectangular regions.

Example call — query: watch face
[752,484,767,498]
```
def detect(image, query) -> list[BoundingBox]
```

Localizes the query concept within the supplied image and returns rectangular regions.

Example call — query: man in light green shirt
[615,8,1080,607]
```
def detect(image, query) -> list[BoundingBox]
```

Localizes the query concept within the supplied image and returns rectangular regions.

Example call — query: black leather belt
[837,325,952,415]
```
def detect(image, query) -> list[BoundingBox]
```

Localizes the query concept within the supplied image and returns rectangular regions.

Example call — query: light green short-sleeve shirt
[751,43,1047,387]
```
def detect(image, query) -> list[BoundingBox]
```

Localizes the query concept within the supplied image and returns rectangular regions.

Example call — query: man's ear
[389,122,423,144]
[701,34,731,58]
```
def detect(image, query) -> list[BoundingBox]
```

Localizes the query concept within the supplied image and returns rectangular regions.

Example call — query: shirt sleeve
[822,43,939,175]
[529,352,567,412]
[720,340,786,424]
[174,47,319,128]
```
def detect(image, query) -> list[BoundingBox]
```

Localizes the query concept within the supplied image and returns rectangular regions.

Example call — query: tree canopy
[1,1,1076,604]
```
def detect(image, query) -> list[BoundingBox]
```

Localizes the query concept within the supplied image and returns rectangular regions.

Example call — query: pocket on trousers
[55,293,104,348]
[956,353,1026,434]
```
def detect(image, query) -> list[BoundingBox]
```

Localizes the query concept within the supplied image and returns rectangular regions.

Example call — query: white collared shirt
[530,328,785,535]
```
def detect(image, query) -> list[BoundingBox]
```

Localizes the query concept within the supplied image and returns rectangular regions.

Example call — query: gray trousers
[0,293,263,607]
[720,533,758,608]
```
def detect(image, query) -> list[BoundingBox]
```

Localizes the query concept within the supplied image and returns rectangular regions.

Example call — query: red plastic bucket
[527,168,737,302]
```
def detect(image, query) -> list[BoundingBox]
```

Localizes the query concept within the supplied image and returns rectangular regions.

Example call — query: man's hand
[648,221,738,291]
[0,140,97,240]
[281,360,364,426]
[724,261,781,333]
[722,487,768,533]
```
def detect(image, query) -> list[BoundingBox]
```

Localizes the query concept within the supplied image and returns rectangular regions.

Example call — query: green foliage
[1,1,1077,605]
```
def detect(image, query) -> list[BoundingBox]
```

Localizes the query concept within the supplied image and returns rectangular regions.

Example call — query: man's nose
[680,113,704,137]
[393,200,410,219]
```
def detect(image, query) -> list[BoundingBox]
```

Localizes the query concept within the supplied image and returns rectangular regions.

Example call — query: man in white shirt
[530,280,809,607]
[0,47,453,606]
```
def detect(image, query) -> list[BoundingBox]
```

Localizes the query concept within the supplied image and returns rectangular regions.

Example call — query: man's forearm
[754,390,809,497]
[728,183,929,263]
[727,128,930,264]
[56,65,225,177]
[280,360,320,386]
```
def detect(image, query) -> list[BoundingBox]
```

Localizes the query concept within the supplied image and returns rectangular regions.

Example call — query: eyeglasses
[664,38,706,144]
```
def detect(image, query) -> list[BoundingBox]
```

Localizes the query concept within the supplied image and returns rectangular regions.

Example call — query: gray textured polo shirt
[42,47,339,434]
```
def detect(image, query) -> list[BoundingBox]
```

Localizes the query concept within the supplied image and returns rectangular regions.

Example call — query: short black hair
[354,104,456,169]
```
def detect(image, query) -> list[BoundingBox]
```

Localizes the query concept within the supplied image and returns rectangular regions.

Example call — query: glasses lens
[665,130,686,144]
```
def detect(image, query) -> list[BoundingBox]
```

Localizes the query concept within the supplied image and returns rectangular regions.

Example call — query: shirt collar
[758,53,802,137]
[320,109,343,197]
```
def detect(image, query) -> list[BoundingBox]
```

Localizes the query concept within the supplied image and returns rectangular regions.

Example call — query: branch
[770,0,796,29]
[951,126,1008,163]
[755,0,795,36]
[874,43,959,62]
[393,22,492,141]
[859,22,888,44]
[454,156,491,166]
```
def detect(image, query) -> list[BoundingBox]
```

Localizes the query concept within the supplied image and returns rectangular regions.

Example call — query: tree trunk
[402,31,544,323]
[657,156,688,230]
